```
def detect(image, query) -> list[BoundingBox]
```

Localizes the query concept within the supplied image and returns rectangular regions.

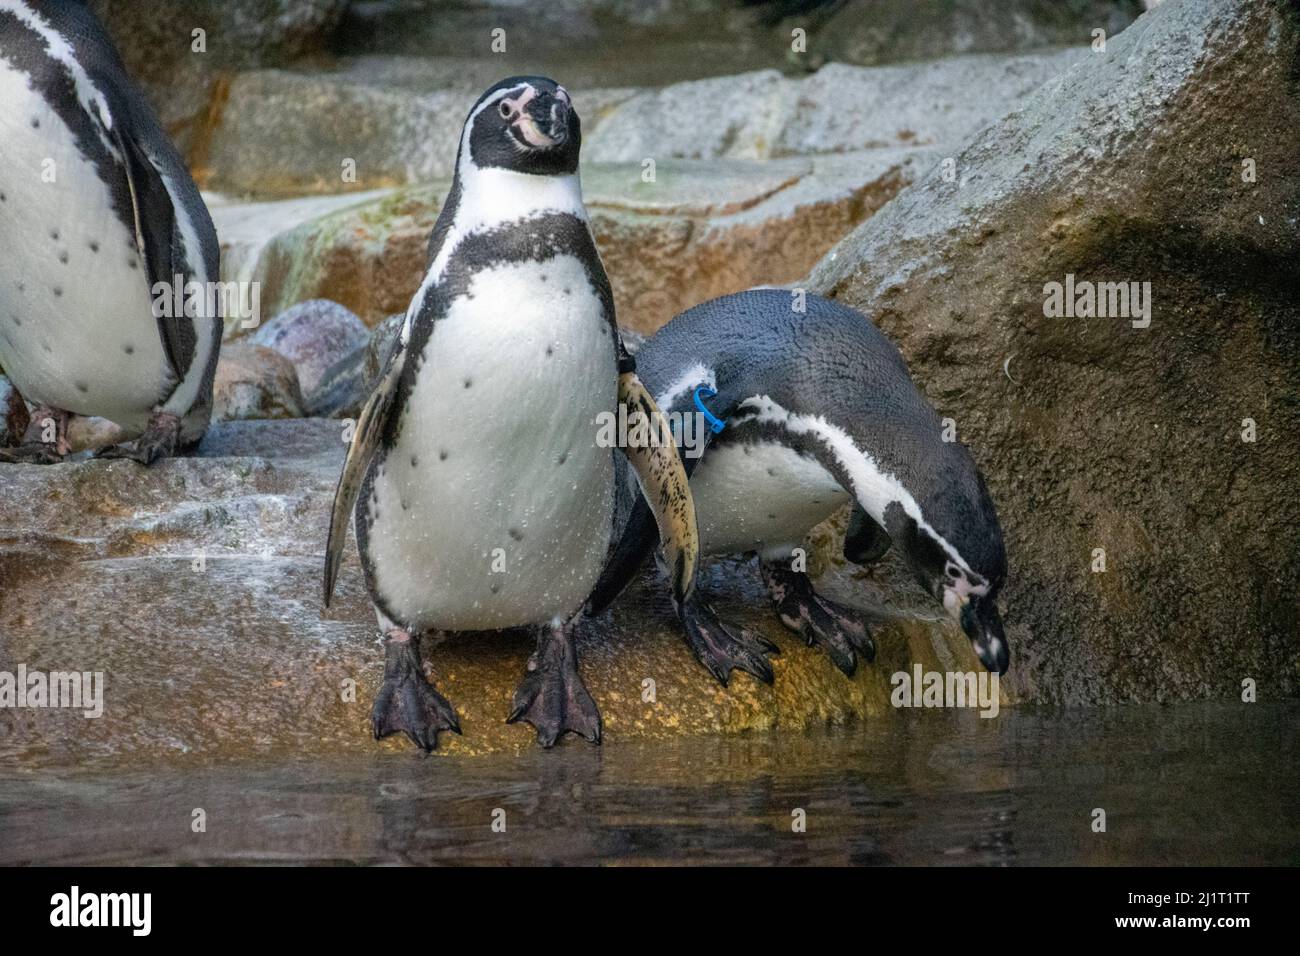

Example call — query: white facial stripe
[1,0,116,152]
[735,394,985,588]
[402,83,586,346]
[655,363,716,412]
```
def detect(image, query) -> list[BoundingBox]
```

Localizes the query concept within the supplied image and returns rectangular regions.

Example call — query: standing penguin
[0,0,220,464]
[323,77,773,752]
[589,289,1010,677]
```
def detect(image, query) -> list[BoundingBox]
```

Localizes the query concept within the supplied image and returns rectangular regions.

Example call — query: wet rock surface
[0,420,987,766]
[808,0,1300,703]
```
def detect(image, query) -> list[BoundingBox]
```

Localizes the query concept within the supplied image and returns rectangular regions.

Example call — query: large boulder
[337,0,1140,73]
[807,0,1300,704]
[199,50,1076,197]
[214,153,932,333]
[583,52,1085,163]
[89,0,349,154]
[771,0,1142,68]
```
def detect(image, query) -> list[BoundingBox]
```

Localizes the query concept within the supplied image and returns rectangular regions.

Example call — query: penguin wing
[112,127,201,383]
[323,338,406,607]
[587,376,733,616]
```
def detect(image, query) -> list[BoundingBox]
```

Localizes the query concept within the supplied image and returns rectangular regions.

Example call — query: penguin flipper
[608,371,700,610]
[113,127,197,383]
[843,502,892,565]
[323,340,406,607]
[588,377,729,615]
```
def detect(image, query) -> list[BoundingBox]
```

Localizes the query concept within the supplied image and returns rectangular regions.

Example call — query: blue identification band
[693,386,727,434]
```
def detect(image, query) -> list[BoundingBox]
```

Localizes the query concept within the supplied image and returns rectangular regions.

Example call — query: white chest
[0,61,169,428]
[690,439,850,560]
[364,254,618,632]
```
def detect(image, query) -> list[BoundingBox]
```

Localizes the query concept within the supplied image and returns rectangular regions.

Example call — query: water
[1,702,1294,865]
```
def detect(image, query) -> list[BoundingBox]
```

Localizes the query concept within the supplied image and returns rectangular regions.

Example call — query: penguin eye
[498,101,513,119]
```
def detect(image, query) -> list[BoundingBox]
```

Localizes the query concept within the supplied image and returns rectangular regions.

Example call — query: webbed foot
[678,594,778,687]
[508,622,602,748]
[761,560,874,676]
[372,629,461,752]
[97,410,180,465]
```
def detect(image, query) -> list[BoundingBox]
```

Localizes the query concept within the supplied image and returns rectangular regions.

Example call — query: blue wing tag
[693,386,726,434]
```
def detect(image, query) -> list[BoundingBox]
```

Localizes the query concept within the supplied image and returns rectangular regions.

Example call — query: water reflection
[0,702,1294,865]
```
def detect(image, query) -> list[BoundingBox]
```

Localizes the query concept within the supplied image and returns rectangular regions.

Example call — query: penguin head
[884,499,1009,675]
[955,588,1008,677]
[462,76,581,176]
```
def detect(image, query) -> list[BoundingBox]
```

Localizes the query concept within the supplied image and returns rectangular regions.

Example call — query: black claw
[372,633,460,752]
[509,625,602,748]
[680,597,778,687]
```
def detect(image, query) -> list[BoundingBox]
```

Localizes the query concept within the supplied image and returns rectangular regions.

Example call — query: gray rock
[309,346,370,421]
[205,71,468,196]
[88,0,349,153]
[249,300,370,415]
[298,311,401,422]
[781,0,1142,68]
[337,0,1139,75]
[212,343,306,421]
[583,51,1085,163]
[201,48,1076,197]
[807,0,1300,704]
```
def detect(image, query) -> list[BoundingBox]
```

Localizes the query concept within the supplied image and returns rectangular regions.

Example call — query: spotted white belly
[364,255,616,632]
[690,439,850,559]
[0,60,170,431]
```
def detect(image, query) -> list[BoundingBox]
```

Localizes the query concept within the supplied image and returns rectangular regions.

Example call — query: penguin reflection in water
[0,0,220,464]
[324,77,775,750]
[589,290,1010,678]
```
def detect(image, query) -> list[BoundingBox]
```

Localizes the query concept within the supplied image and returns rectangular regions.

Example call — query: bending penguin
[588,289,1010,677]
[0,0,220,464]
[323,77,771,751]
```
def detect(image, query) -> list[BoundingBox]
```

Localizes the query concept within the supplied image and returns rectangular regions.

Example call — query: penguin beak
[960,600,1009,676]
[515,90,570,148]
